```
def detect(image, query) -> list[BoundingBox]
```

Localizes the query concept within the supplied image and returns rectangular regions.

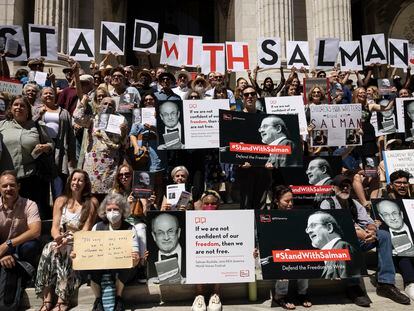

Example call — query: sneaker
[405,283,414,300]
[346,285,371,307]
[376,283,411,305]
[192,295,207,311]
[114,296,125,311]
[207,294,222,311]
[92,297,104,311]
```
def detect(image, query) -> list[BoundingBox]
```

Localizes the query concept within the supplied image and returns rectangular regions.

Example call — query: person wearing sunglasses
[154,72,181,101]
[383,170,412,200]
[172,70,191,100]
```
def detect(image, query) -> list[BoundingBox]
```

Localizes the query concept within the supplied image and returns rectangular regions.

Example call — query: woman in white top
[34,87,77,199]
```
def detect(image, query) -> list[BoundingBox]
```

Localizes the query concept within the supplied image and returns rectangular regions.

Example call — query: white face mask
[106,210,122,224]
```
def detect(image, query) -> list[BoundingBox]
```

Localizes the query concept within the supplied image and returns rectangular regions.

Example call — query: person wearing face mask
[71,193,141,311]
[74,96,128,202]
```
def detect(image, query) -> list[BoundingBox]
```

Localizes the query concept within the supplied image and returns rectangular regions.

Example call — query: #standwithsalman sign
[256,209,366,279]
[219,110,302,167]
[309,104,362,147]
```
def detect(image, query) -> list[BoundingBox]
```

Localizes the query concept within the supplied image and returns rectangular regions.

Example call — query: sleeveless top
[60,203,83,233]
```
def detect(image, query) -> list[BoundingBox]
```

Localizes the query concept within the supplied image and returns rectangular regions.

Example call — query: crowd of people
[1,49,414,311]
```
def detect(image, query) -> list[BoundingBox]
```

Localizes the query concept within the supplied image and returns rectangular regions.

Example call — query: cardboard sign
[0,78,23,96]
[219,110,303,167]
[160,33,180,67]
[186,210,255,284]
[388,38,409,69]
[100,21,126,55]
[372,199,414,256]
[361,33,387,65]
[68,28,95,61]
[256,209,366,279]
[314,38,339,69]
[383,149,414,184]
[286,41,310,69]
[225,42,250,72]
[257,37,281,68]
[29,24,58,60]
[132,19,158,53]
[309,104,362,147]
[73,230,133,270]
[0,25,27,61]
[179,35,202,67]
[201,43,225,74]
[339,41,363,71]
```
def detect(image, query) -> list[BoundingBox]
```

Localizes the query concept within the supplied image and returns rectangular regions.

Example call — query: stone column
[257,0,294,58]
[34,0,79,54]
[306,0,352,64]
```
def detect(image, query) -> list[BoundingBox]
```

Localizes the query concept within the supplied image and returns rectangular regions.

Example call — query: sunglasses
[190,95,200,99]
[243,92,257,98]
[118,173,131,178]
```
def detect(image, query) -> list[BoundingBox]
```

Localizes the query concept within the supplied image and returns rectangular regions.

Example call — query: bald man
[258,115,301,168]
[306,158,333,186]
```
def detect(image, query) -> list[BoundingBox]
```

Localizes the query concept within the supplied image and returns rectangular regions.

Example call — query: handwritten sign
[0,78,23,96]
[73,230,133,270]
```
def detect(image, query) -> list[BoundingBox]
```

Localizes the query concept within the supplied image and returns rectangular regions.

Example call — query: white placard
[361,33,387,65]
[141,107,156,127]
[0,25,27,61]
[286,41,310,69]
[100,21,126,55]
[166,183,186,208]
[185,210,255,284]
[68,28,95,61]
[383,150,414,184]
[264,96,307,135]
[29,24,58,60]
[339,41,363,71]
[0,79,23,96]
[160,33,180,67]
[310,104,362,147]
[225,42,250,72]
[179,35,202,67]
[183,99,229,149]
[257,37,281,68]
[388,38,409,69]
[132,19,159,53]
[201,43,225,74]
[28,71,48,87]
[403,200,414,235]
[314,38,339,69]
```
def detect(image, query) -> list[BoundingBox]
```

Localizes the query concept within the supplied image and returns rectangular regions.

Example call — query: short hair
[0,170,18,180]
[263,115,287,133]
[376,200,401,214]
[6,95,33,121]
[98,193,130,219]
[151,213,179,232]
[170,166,189,179]
[390,170,411,183]
[110,66,126,77]
[23,83,40,95]
[309,211,343,237]
[160,101,179,112]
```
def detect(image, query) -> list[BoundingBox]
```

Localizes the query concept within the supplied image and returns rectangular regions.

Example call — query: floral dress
[35,205,83,301]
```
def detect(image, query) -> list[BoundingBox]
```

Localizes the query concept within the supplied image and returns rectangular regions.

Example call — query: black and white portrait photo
[373,199,414,256]
[146,211,186,284]
[156,100,185,150]
[219,110,302,167]
[345,129,361,145]
[311,130,328,147]
[377,99,398,135]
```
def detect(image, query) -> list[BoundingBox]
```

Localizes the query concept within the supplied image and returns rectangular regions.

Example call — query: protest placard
[166,183,186,209]
[186,210,255,284]
[279,156,342,207]
[383,149,414,184]
[309,104,362,147]
[256,209,366,280]
[73,230,133,270]
[0,78,22,96]
[219,110,302,167]
[146,211,186,284]
[132,171,153,199]
[97,113,124,135]
[183,99,229,149]
[395,98,414,141]
[264,96,307,135]
[371,199,414,257]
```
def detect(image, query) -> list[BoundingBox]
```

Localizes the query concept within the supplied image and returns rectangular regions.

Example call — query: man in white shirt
[172,70,191,100]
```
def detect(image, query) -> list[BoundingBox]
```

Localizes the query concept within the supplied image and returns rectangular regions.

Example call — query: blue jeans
[360,229,395,284]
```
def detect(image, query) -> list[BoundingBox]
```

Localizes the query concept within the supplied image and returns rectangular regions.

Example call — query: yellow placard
[73,230,133,270]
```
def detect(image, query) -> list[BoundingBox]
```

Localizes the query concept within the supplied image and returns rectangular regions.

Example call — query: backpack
[0,266,23,311]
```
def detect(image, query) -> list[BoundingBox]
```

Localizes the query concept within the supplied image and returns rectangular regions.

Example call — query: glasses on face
[215,76,223,81]
[118,173,131,179]
[189,95,200,99]
[380,211,400,219]
[312,91,321,94]
[154,228,178,238]
[161,77,171,82]
[243,92,257,98]
[161,111,178,118]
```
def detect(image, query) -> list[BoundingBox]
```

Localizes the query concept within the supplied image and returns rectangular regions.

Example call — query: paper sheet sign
[73,230,133,270]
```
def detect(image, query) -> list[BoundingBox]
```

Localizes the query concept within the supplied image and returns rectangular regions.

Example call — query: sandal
[39,301,53,311]
[272,297,296,310]
[297,294,312,308]
[52,302,69,311]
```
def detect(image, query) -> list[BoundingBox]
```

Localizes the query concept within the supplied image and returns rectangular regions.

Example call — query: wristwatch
[6,239,13,249]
